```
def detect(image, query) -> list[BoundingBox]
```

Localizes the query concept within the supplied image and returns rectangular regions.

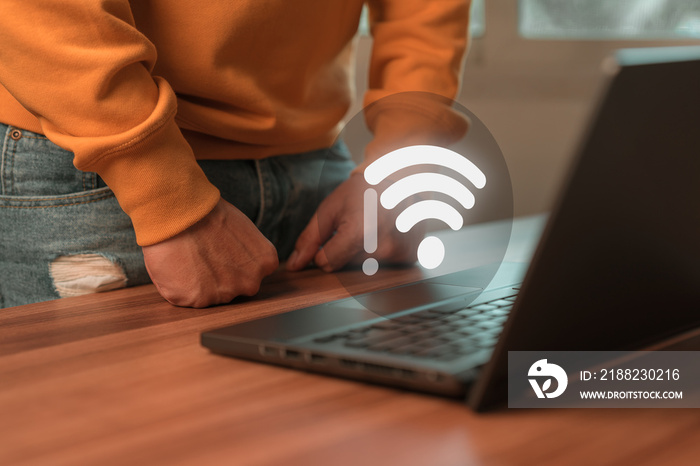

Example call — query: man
[0,0,469,308]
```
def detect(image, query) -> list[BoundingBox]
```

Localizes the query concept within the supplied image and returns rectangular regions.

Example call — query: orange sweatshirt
[0,0,469,246]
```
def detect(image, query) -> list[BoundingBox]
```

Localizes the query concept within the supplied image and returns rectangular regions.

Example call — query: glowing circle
[417,236,445,270]
[362,258,379,276]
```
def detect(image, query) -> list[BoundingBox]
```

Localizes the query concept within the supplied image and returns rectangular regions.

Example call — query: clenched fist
[143,198,279,308]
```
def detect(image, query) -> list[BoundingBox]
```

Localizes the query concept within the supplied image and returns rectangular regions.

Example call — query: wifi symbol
[362,145,486,276]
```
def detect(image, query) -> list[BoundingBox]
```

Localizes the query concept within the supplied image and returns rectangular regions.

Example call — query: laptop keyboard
[313,294,517,362]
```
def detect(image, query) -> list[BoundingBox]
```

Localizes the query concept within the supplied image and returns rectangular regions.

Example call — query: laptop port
[425,371,445,382]
[259,345,280,357]
[363,363,396,376]
[284,349,302,360]
[339,359,359,369]
[310,353,326,364]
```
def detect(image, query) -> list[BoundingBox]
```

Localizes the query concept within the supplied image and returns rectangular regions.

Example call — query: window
[519,0,700,39]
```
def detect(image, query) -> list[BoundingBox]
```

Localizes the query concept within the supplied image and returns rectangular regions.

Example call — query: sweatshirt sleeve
[0,1,220,246]
[362,0,471,164]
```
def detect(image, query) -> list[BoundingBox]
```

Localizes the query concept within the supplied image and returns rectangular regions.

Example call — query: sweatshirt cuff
[94,119,220,246]
[62,79,220,246]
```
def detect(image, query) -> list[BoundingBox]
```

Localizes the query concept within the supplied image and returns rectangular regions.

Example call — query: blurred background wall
[351,0,699,217]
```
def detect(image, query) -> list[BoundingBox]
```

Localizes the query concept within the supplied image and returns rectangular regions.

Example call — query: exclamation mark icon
[363,187,379,276]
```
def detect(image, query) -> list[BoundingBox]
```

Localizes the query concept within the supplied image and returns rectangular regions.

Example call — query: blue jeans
[0,123,354,308]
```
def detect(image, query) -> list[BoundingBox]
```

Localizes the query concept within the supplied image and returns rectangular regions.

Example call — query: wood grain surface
[2,219,699,466]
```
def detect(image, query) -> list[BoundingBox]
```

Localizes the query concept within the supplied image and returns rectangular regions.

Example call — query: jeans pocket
[0,183,147,309]
[0,185,115,209]
[1,123,109,198]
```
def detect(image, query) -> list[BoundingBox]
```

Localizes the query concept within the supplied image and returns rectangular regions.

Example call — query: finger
[287,213,323,271]
[287,202,338,271]
[314,222,363,272]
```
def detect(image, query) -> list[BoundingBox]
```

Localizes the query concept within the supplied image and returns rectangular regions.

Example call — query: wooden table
[2,217,699,466]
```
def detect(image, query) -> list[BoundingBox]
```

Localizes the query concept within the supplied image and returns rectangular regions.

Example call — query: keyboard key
[364,329,407,343]
[344,329,405,347]
[470,333,499,345]
[471,304,498,312]
[488,299,514,307]
[433,323,463,333]
[474,338,499,349]
[455,308,480,317]
[438,332,469,342]
[387,338,459,357]
[344,339,371,348]
[486,308,511,317]
[435,352,466,362]
[398,323,426,334]
[454,327,482,336]
[408,329,443,340]
[464,314,493,322]
[370,321,402,331]
[488,315,509,324]
[472,320,505,331]
[419,319,451,328]
[442,314,468,323]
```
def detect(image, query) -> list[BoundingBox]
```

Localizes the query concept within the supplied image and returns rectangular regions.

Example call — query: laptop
[202,50,700,411]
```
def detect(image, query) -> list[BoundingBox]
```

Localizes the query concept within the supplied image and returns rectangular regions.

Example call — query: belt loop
[1,125,12,195]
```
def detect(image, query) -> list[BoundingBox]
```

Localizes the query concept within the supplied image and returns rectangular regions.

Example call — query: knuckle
[159,284,215,308]
[190,298,211,309]
[257,247,279,274]
[215,288,237,306]
[249,262,266,279]
[158,288,184,305]
[240,279,261,296]
[267,247,280,267]
[164,293,197,308]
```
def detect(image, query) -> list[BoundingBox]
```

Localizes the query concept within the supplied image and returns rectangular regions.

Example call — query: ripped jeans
[0,123,354,309]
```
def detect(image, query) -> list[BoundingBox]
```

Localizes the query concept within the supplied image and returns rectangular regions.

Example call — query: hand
[286,172,422,273]
[143,198,279,308]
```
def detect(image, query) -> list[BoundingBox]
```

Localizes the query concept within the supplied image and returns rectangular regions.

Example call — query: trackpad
[352,283,481,314]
